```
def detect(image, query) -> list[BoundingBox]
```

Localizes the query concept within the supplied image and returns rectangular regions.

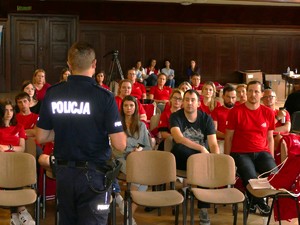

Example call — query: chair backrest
[126,151,177,186]
[291,111,300,133]
[25,137,37,158]
[187,153,236,188]
[0,152,36,188]
[150,113,160,131]
[164,135,173,152]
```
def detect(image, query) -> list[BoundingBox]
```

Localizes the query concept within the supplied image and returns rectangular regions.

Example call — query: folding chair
[124,151,184,225]
[0,152,41,225]
[186,153,246,225]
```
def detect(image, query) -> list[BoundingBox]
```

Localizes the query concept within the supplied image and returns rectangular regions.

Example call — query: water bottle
[279,107,286,123]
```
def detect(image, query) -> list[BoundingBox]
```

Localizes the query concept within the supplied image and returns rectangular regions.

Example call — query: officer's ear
[92,59,97,69]
[67,61,72,71]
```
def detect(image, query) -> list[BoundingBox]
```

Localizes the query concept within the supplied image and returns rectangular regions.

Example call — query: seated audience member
[161,59,175,88]
[149,73,172,105]
[284,89,300,117]
[32,69,51,101]
[127,69,146,100]
[186,59,200,81]
[0,100,35,225]
[59,67,71,82]
[134,60,146,83]
[144,58,159,86]
[157,89,183,150]
[95,71,110,90]
[199,81,221,115]
[21,80,42,114]
[190,73,203,94]
[169,89,219,225]
[235,83,247,105]
[225,81,277,215]
[114,95,152,225]
[178,81,192,93]
[115,79,147,121]
[15,92,39,138]
[211,84,236,153]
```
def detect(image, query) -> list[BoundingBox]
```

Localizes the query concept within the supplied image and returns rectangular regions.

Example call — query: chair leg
[267,197,275,225]
[174,205,179,225]
[295,196,300,225]
[190,194,194,225]
[55,196,59,225]
[42,171,46,219]
[35,195,41,225]
[243,198,248,225]
[233,203,238,225]
[124,191,128,225]
[110,195,116,225]
[182,188,187,225]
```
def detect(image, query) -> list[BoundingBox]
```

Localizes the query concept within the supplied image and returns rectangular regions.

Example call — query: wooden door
[9,14,78,90]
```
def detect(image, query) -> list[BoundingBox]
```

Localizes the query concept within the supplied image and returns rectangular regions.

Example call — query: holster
[49,154,57,178]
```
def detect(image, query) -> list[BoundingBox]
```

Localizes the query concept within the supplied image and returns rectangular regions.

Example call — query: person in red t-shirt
[115,79,147,121]
[15,92,39,138]
[211,84,236,153]
[199,81,221,115]
[149,73,172,105]
[0,99,36,224]
[235,83,247,106]
[32,68,51,101]
[95,71,110,90]
[225,81,277,216]
[190,73,203,95]
[127,68,146,100]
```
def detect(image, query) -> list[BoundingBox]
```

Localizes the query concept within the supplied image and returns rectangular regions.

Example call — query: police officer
[36,42,126,225]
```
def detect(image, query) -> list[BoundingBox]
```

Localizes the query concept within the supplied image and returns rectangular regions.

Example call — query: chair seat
[0,189,37,207]
[246,184,286,198]
[191,187,245,204]
[131,190,184,207]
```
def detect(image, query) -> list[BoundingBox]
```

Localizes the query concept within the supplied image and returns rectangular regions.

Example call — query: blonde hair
[202,81,217,112]
[117,79,132,96]
[32,69,46,85]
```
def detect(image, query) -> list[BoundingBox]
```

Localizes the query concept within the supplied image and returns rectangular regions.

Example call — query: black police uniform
[37,75,123,225]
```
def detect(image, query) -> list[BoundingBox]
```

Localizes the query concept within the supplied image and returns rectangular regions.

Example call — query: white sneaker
[126,217,137,225]
[115,194,125,215]
[11,213,21,225]
[18,209,35,225]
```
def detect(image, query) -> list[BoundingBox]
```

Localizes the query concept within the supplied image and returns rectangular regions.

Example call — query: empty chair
[186,153,245,225]
[0,152,40,225]
[124,151,184,225]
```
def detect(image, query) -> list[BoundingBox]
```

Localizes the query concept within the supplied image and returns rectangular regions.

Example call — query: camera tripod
[103,50,124,93]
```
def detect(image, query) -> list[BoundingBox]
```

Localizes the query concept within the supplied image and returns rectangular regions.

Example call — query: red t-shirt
[157,108,172,131]
[131,82,146,100]
[149,86,172,101]
[0,124,26,147]
[35,83,51,101]
[114,96,146,115]
[211,105,231,139]
[16,113,39,130]
[199,99,221,115]
[226,104,275,153]
[100,83,110,90]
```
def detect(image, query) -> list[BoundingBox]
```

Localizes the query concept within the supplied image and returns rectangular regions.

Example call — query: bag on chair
[268,154,300,222]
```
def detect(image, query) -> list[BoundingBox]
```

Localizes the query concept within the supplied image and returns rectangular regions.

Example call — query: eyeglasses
[263,95,276,99]
[172,97,183,101]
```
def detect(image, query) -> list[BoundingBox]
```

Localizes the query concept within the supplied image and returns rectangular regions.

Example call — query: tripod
[103,50,124,93]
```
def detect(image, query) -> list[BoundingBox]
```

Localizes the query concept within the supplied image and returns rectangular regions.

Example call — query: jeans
[230,151,277,204]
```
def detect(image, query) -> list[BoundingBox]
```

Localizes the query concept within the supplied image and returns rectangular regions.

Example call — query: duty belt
[56,160,106,173]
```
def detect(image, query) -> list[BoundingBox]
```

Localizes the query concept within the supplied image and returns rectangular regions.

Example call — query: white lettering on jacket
[51,101,90,115]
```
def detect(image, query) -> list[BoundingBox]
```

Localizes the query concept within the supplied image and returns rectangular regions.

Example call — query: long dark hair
[0,99,17,127]
[120,95,140,139]
[21,80,38,101]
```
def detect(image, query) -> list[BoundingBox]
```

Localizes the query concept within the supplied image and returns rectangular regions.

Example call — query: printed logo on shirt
[51,101,90,115]
[114,121,122,127]
[261,122,267,128]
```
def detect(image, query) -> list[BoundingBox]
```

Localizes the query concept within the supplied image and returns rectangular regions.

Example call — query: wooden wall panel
[78,22,300,86]
[0,19,7,92]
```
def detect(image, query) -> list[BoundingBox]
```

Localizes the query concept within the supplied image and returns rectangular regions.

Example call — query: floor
[35,197,299,225]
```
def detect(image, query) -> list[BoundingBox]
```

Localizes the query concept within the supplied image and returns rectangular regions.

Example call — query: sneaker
[126,217,137,225]
[18,209,35,225]
[199,208,210,225]
[256,202,271,215]
[249,204,257,214]
[115,194,125,215]
[11,213,21,225]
